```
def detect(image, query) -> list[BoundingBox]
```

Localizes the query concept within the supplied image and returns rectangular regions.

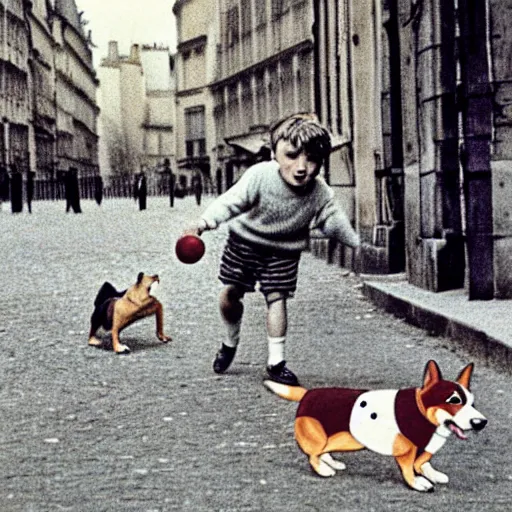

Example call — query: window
[272,0,284,20]
[241,0,252,36]
[185,106,206,158]
[241,76,253,125]
[255,71,266,124]
[227,6,240,46]
[255,0,266,26]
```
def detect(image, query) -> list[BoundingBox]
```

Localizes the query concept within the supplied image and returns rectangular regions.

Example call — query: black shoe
[266,361,299,386]
[213,344,237,374]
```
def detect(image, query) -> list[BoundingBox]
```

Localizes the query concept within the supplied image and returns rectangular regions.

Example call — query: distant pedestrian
[163,159,175,207]
[94,175,103,206]
[133,174,139,201]
[216,168,222,195]
[10,166,23,214]
[191,172,203,206]
[0,166,9,212]
[137,172,147,210]
[186,113,361,386]
[65,168,82,213]
[26,171,35,213]
[65,172,72,212]
[169,171,175,207]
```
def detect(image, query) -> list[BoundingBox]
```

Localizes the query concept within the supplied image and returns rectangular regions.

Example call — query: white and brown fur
[264,360,487,491]
[88,272,171,354]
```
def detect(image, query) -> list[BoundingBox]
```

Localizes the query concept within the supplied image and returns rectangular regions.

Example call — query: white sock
[224,318,241,349]
[267,336,286,366]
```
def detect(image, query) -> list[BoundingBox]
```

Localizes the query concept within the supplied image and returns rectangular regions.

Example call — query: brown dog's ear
[137,272,144,284]
[422,360,442,389]
[456,363,474,390]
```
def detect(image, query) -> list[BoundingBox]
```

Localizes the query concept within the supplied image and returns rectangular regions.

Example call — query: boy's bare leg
[214,285,244,373]
[220,284,244,326]
[266,297,287,337]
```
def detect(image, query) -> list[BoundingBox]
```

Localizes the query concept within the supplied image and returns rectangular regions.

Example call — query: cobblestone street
[1,197,511,511]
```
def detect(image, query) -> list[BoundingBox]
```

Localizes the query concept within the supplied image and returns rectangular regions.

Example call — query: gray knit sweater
[200,160,360,252]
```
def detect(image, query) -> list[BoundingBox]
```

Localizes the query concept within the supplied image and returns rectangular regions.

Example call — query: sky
[74,1,177,65]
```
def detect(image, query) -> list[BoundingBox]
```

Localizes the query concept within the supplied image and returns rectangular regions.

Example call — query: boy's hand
[182,226,200,237]
[183,219,207,237]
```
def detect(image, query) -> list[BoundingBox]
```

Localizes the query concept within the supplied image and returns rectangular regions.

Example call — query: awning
[226,133,270,155]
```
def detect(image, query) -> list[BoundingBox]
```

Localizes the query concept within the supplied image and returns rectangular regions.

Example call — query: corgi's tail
[264,380,307,402]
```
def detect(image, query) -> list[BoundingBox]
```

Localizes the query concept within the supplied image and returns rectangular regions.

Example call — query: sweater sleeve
[199,165,260,230]
[313,193,360,249]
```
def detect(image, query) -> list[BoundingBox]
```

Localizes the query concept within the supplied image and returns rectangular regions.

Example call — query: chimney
[108,41,119,62]
[130,44,141,64]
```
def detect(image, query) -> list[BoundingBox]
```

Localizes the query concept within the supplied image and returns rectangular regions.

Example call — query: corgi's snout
[471,418,487,431]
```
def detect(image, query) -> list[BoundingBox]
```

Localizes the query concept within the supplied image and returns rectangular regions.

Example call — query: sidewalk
[361,273,512,373]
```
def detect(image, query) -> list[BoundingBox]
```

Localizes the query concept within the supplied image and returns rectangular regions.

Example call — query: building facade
[211,0,315,193]
[98,42,146,184]
[97,41,176,196]
[172,0,217,194]
[312,0,384,270]
[484,0,512,299]
[0,0,99,206]
[30,0,57,199]
[321,0,512,298]
[1,0,32,196]
[383,0,512,299]
[52,0,99,196]
[176,0,512,297]
[141,44,176,181]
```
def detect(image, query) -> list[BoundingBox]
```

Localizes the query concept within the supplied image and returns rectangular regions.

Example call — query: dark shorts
[219,232,301,299]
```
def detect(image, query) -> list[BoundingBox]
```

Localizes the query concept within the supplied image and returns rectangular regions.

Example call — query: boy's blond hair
[270,113,332,163]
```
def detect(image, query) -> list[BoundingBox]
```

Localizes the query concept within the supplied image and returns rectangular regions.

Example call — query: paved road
[1,196,511,511]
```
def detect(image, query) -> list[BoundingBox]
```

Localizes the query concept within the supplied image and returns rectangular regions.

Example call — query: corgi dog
[264,360,487,491]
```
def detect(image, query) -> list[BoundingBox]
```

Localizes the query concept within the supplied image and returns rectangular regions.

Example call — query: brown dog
[88,272,171,353]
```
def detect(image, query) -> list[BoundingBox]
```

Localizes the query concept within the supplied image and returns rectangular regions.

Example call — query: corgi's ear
[422,360,442,389]
[457,363,474,390]
[137,272,144,284]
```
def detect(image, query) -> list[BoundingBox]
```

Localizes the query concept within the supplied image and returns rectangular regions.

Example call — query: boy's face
[274,140,321,189]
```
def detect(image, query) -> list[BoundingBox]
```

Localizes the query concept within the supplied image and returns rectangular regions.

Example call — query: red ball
[175,234,205,264]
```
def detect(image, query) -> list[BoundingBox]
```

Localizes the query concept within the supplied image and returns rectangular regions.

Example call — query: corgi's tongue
[448,423,468,440]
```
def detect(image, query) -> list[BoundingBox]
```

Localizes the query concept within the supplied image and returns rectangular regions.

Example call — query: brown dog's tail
[264,380,307,402]
[94,282,125,307]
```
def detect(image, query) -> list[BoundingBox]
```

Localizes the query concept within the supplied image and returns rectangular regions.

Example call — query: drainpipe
[2,0,9,170]
[323,0,331,129]
[386,0,404,219]
[458,0,494,300]
[434,0,465,291]
[312,0,330,184]
[312,0,322,120]
[334,0,342,134]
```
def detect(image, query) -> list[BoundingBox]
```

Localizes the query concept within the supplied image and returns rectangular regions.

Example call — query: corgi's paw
[316,461,336,477]
[412,476,434,492]
[421,463,449,484]
[311,456,336,477]
[157,333,172,343]
[114,343,131,354]
[320,453,346,471]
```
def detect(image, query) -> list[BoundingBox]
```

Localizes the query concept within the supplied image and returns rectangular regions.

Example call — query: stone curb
[362,280,512,374]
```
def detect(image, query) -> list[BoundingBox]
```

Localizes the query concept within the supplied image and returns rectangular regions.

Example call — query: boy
[191,113,360,386]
